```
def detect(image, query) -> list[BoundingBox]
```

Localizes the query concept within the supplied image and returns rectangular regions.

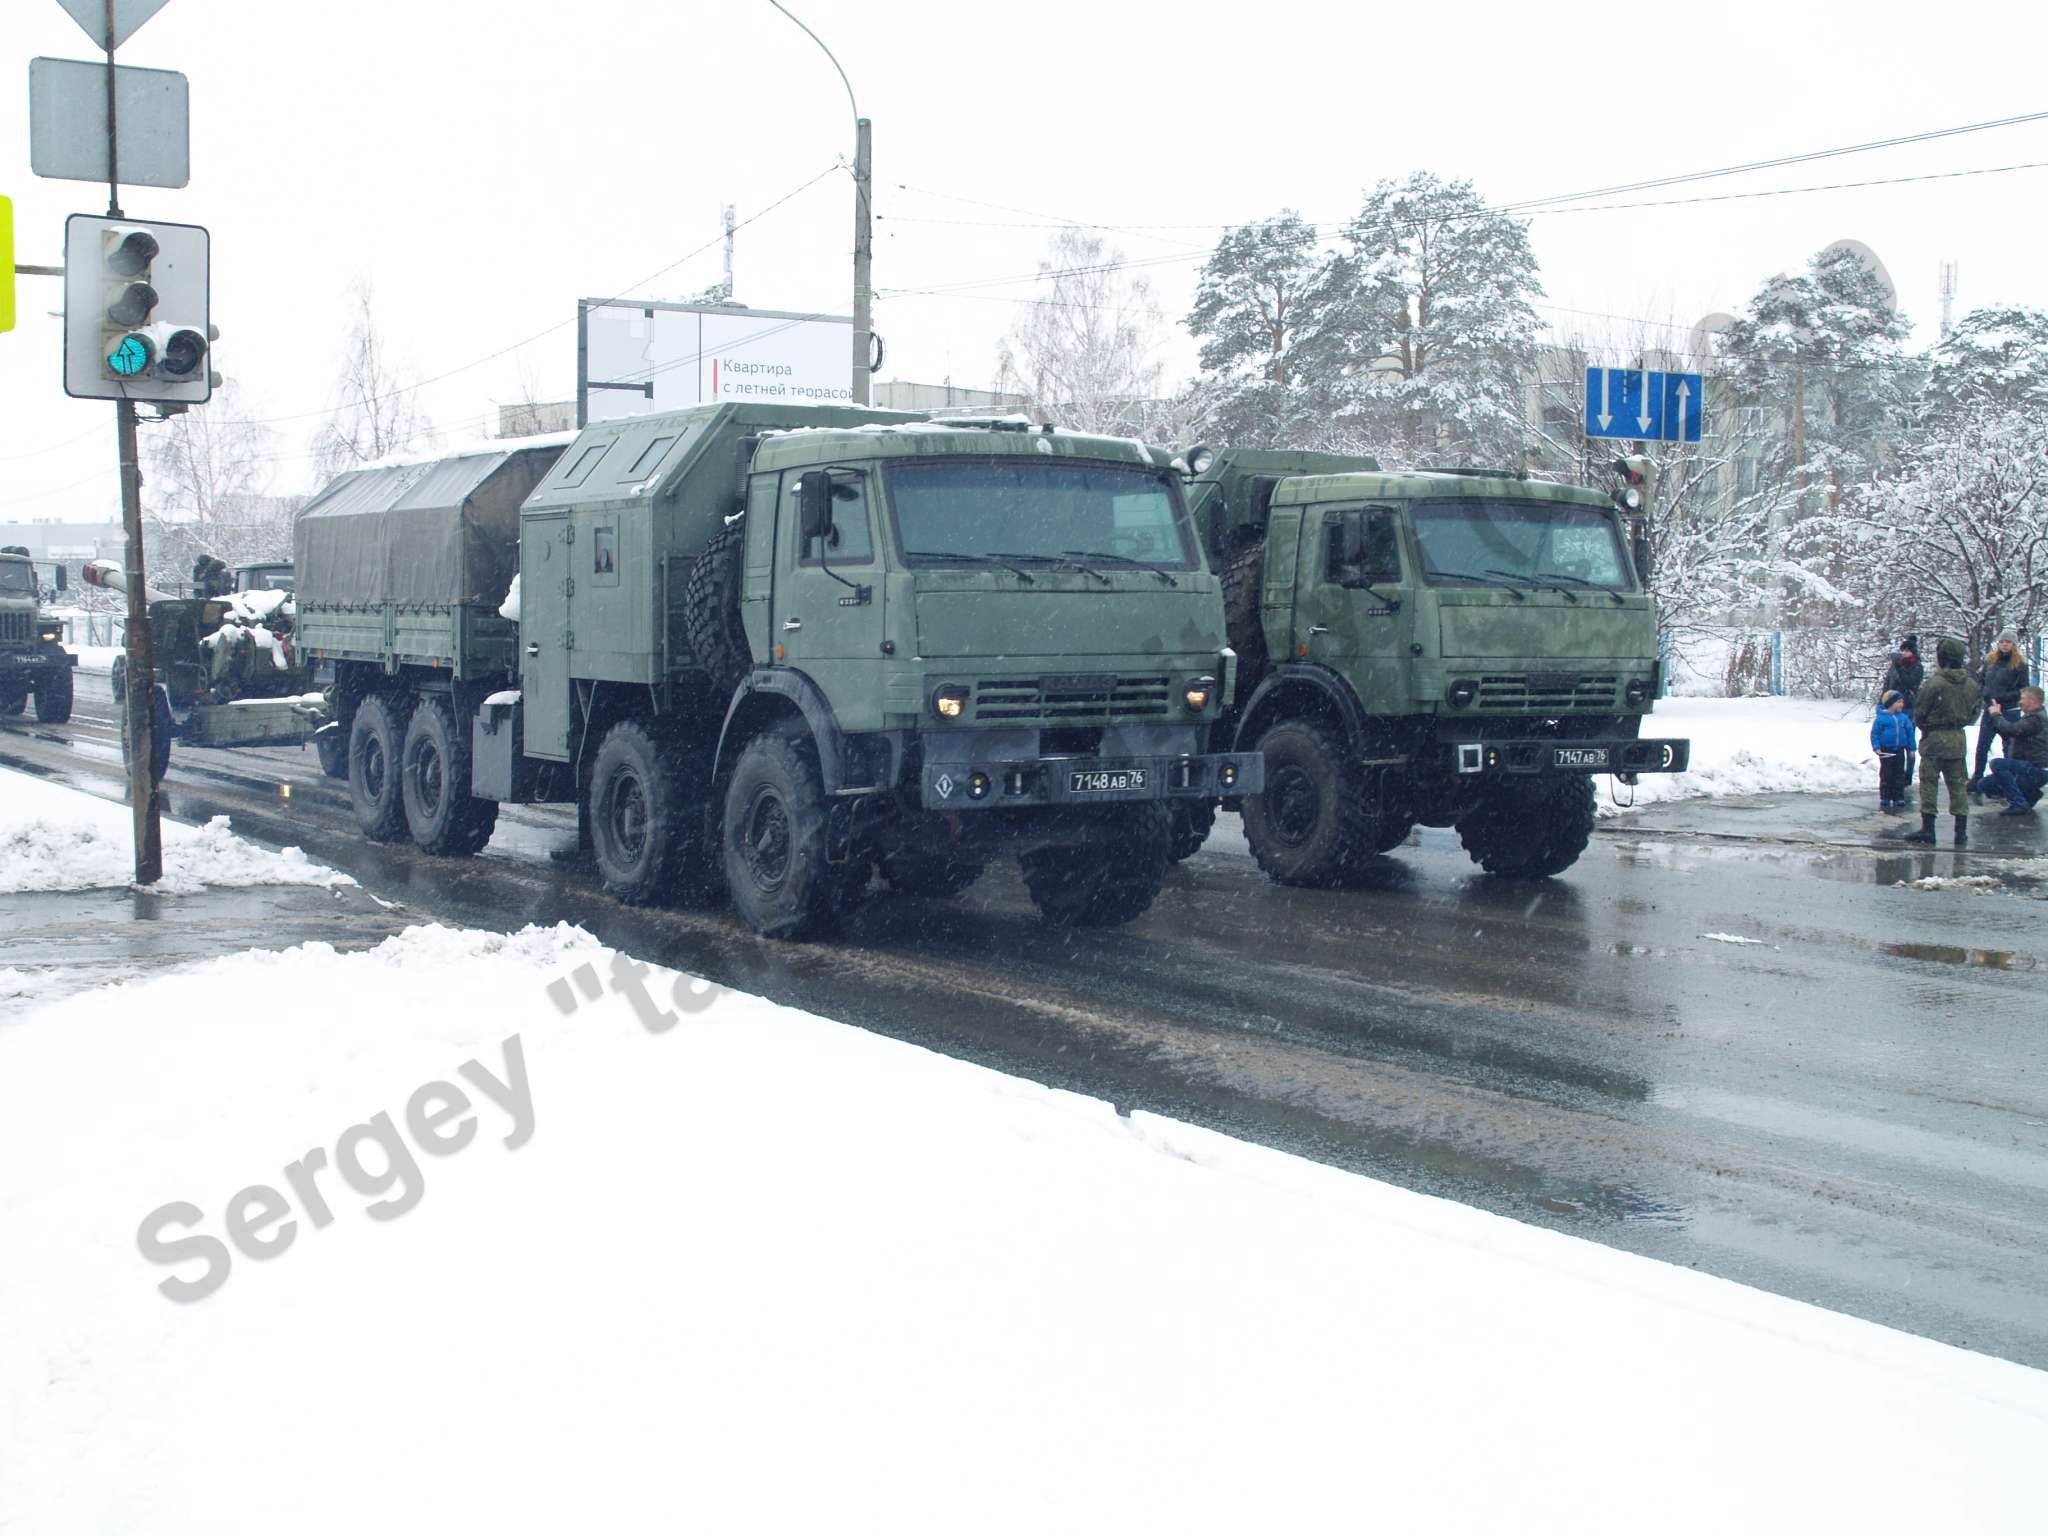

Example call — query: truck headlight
[1624,678,1651,707]
[1183,676,1215,712]
[932,684,969,720]
[38,626,62,644]
[1447,678,1478,709]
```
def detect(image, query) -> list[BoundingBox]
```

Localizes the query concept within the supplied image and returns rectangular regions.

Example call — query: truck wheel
[588,719,705,905]
[0,684,24,716]
[721,728,865,938]
[1455,778,1597,878]
[348,692,413,843]
[684,515,753,695]
[33,667,74,724]
[1167,798,1217,862]
[880,849,986,899]
[1241,719,1375,886]
[401,696,498,856]
[314,724,349,780]
[1373,817,1416,854]
[1020,804,1171,928]
[120,681,174,786]
[1220,541,1269,685]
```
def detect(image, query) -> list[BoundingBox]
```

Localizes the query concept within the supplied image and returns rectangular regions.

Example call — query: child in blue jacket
[1872,689,1917,811]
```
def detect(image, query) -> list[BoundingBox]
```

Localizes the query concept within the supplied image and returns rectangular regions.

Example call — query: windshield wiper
[1061,549,1178,586]
[1048,552,1112,585]
[906,550,1036,583]
[1537,571,1625,607]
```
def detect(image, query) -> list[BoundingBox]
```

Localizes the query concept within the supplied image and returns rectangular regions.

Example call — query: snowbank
[70,645,124,674]
[2,921,2041,1533]
[0,767,352,896]
[1608,696,1876,815]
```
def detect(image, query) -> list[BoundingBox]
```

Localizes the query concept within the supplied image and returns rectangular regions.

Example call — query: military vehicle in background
[293,403,1257,939]
[1181,447,1688,884]
[0,545,76,724]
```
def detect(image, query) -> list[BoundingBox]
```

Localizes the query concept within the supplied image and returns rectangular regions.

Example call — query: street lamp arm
[767,0,859,130]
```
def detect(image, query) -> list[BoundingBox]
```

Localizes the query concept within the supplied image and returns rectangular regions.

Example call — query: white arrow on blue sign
[1584,367,1703,443]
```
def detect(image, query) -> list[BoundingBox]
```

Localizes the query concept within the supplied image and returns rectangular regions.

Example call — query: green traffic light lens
[107,335,152,377]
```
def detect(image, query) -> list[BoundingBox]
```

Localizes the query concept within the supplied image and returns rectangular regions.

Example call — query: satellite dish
[1688,312,1737,368]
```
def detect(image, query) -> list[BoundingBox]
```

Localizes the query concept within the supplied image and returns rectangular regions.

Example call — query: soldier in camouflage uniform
[1904,637,1980,846]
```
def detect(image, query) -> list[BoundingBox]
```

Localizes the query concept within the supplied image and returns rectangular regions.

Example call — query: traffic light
[63,213,212,404]
[1609,454,1653,517]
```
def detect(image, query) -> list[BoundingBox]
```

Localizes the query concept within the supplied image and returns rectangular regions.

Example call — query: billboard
[578,299,852,424]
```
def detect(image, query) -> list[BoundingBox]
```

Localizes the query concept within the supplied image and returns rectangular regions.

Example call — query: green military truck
[1183,448,1688,884]
[294,403,1257,939]
[0,545,76,724]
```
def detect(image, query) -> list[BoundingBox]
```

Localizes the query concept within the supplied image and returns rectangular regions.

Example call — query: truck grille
[973,674,1172,722]
[1477,672,1618,711]
[0,611,31,645]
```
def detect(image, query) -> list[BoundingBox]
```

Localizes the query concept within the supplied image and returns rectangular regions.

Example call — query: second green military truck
[1183,448,1688,884]
[0,545,76,724]
[294,404,1257,939]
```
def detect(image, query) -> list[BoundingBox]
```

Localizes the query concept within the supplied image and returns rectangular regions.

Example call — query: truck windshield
[0,563,35,597]
[1410,499,1632,591]
[887,459,1197,570]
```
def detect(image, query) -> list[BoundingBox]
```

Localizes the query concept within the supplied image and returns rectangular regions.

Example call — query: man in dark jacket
[1905,636,1979,846]
[1881,634,1924,707]
[1985,685,2046,816]
[1969,628,2031,799]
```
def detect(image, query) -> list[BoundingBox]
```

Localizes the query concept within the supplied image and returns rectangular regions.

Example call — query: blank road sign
[29,57,190,190]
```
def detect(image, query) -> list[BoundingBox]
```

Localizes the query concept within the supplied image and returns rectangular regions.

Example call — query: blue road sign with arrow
[1584,366,1703,443]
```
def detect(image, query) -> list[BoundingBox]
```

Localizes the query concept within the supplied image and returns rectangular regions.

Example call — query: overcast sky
[6,0,2048,519]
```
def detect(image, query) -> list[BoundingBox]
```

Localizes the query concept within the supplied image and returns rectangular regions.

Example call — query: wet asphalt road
[6,672,2047,1367]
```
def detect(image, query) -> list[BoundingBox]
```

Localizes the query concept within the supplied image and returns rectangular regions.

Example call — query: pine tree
[1924,306,2048,424]
[1302,172,1544,468]
[1181,212,1329,447]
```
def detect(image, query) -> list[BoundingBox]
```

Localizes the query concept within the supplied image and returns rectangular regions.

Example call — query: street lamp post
[769,1,872,405]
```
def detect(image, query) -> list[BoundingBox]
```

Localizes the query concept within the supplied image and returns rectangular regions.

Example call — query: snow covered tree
[1301,173,1544,468]
[312,277,433,481]
[143,380,300,580]
[995,228,1166,436]
[1806,402,2048,665]
[1923,306,2048,425]
[1181,212,1331,447]
[1716,247,1914,511]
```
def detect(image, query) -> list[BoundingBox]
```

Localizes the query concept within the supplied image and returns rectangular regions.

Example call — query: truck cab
[1191,454,1689,884]
[0,546,76,725]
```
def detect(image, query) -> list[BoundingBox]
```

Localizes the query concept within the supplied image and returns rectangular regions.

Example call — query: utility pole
[1792,356,1807,517]
[852,116,872,404]
[721,202,736,302]
[99,1,162,883]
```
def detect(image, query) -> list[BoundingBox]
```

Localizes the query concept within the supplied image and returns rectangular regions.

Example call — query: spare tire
[684,515,754,695]
[1221,540,1269,686]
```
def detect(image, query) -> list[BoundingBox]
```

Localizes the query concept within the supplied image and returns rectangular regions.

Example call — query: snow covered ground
[1609,696,1877,815]
[0,768,351,895]
[2,916,2043,1533]
[69,644,124,674]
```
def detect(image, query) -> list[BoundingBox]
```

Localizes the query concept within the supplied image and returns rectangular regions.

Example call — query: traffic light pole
[102,5,163,883]
[852,116,872,406]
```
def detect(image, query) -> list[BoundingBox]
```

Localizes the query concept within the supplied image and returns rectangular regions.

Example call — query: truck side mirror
[797,470,834,546]
[1629,518,1653,584]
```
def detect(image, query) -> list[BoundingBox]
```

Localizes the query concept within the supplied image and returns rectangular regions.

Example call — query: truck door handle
[526,642,540,656]
[782,619,803,632]
[1307,625,1329,636]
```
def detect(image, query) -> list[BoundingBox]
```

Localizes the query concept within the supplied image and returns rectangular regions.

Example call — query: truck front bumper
[920,749,1262,810]
[1447,736,1690,778]
[0,648,76,673]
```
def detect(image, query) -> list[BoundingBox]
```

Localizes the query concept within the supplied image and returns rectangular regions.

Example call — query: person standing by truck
[1968,628,2030,801]
[1904,636,1980,846]
[1880,634,1923,709]
[1983,686,2046,817]
[1870,689,1916,813]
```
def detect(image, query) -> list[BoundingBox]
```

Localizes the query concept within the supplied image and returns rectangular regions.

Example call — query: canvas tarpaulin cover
[294,448,557,609]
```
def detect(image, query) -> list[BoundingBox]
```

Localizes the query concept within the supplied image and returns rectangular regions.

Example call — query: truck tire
[1373,817,1416,854]
[314,724,349,780]
[721,728,866,939]
[1220,541,1269,685]
[1020,803,1171,928]
[348,692,413,843]
[34,666,74,724]
[120,681,174,786]
[1455,777,1597,878]
[684,515,753,695]
[590,719,704,906]
[1240,719,1376,886]
[400,695,498,856]
[1167,798,1217,862]
[880,849,986,899]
